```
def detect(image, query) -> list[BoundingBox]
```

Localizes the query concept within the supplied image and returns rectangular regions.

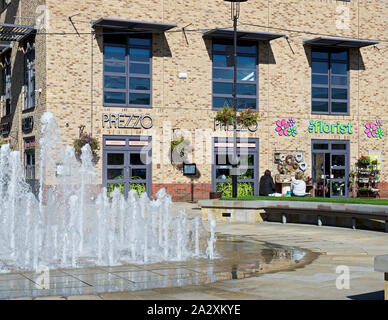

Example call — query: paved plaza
[6,203,388,300]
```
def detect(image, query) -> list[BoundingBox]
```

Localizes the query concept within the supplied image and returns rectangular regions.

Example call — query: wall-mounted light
[178,73,187,79]
[35,88,42,94]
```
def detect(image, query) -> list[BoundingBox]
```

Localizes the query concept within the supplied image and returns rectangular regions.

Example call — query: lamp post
[224,0,247,198]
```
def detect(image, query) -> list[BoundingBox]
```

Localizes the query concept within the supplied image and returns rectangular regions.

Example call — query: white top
[291,178,306,196]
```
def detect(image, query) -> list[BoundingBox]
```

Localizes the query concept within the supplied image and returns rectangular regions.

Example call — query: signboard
[308,120,353,134]
[102,113,153,129]
[183,163,197,176]
[368,150,381,170]
[214,119,258,132]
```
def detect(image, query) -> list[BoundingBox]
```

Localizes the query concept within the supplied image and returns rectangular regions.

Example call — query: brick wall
[152,183,212,202]
[1,0,387,199]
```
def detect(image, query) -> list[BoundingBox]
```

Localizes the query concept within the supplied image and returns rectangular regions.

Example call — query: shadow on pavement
[348,290,384,300]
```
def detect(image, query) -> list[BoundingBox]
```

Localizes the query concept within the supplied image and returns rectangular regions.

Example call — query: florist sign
[308,120,353,134]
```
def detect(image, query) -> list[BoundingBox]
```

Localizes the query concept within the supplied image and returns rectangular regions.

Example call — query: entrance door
[312,140,349,198]
[103,136,152,198]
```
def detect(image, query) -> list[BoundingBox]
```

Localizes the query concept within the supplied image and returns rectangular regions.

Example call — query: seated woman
[259,170,276,196]
[291,172,306,197]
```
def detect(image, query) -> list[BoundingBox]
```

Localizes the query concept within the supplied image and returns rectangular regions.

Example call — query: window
[24,42,35,110]
[212,138,259,197]
[212,40,258,110]
[103,136,152,198]
[311,49,348,114]
[1,53,11,117]
[103,34,152,107]
[24,138,35,180]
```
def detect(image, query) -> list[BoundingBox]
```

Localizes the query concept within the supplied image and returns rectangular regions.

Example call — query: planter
[210,192,222,199]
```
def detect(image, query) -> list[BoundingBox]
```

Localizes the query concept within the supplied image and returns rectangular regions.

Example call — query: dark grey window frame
[103,34,152,108]
[311,47,349,115]
[212,39,258,110]
[102,135,152,198]
[24,40,35,111]
[1,52,11,116]
[212,137,259,196]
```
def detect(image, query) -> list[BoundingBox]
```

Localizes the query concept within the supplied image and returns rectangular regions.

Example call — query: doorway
[312,140,349,198]
[103,136,152,198]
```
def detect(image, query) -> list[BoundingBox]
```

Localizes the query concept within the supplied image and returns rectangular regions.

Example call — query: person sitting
[291,172,306,197]
[259,170,276,196]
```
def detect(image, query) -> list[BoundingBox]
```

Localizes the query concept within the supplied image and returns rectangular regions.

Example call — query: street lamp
[224,0,247,198]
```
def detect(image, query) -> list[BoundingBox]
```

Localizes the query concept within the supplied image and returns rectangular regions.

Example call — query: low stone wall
[198,200,388,232]
[374,255,388,300]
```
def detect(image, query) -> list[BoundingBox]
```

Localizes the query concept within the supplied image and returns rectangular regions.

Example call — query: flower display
[73,133,99,162]
[0,139,13,149]
[275,118,298,137]
[364,121,384,139]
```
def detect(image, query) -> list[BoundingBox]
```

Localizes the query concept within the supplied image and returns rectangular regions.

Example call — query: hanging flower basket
[0,139,14,150]
[171,136,191,165]
[237,108,259,127]
[216,106,259,128]
[215,106,236,126]
[73,133,100,161]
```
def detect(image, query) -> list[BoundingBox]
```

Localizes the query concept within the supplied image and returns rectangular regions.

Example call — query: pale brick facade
[0,0,387,200]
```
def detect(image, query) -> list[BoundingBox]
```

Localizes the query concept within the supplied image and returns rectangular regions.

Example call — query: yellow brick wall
[2,0,387,192]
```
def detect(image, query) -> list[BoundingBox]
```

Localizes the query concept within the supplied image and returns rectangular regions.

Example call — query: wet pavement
[5,202,388,300]
[0,236,312,299]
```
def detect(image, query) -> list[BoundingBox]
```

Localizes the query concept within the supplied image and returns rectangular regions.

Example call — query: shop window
[103,34,152,107]
[213,138,259,197]
[311,49,348,114]
[212,40,258,110]
[103,136,152,198]
[24,41,35,110]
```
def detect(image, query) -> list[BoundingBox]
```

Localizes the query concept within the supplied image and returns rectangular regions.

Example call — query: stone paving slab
[5,205,388,300]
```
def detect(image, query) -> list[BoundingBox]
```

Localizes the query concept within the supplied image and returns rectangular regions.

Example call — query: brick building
[0,0,387,201]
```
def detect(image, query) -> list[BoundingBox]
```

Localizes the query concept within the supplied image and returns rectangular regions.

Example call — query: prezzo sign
[308,120,353,134]
[102,113,153,129]
[214,119,258,132]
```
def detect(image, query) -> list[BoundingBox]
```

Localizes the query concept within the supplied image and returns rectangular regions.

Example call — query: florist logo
[364,121,384,139]
[275,118,297,137]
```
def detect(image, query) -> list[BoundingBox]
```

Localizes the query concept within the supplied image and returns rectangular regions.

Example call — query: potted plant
[357,155,370,168]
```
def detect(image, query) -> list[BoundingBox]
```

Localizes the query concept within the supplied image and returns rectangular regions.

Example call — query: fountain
[0,112,215,273]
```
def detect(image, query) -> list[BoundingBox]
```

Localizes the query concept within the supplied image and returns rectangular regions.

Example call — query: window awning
[203,28,286,41]
[0,23,36,42]
[92,18,177,32]
[303,37,378,48]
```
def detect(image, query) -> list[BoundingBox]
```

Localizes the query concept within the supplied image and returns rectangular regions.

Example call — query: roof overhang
[203,28,286,41]
[0,23,36,42]
[303,37,378,48]
[92,18,177,33]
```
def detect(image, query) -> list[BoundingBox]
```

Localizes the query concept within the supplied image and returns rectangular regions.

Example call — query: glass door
[312,140,349,198]
[313,153,330,197]
[330,152,347,197]
[103,136,152,198]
